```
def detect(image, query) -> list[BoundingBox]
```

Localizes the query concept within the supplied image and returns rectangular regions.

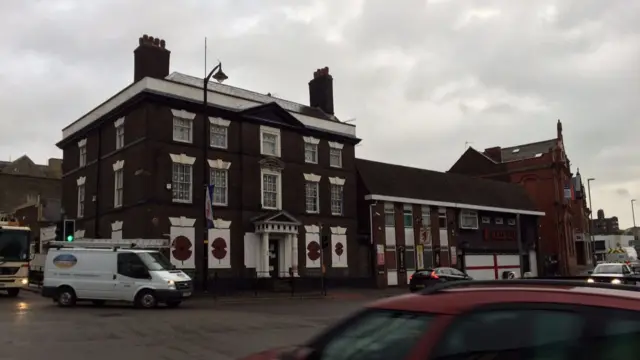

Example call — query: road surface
[0,290,372,360]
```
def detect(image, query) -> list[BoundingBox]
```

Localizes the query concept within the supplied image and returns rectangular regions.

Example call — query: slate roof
[500,139,557,162]
[356,159,540,213]
[166,72,339,122]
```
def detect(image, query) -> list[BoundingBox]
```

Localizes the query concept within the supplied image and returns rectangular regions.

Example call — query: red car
[242,279,640,360]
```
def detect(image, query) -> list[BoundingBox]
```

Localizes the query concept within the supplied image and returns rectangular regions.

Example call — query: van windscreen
[138,252,173,271]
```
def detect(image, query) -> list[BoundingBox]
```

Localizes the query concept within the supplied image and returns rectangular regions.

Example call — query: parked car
[241,279,640,359]
[409,267,472,292]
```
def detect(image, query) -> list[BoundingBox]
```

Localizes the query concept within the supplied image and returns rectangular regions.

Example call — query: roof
[367,283,640,313]
[0,156,61,179]
[356,158,542,216]
[167,72,338,122]
[500,138,557,162]
[61,75,356,142]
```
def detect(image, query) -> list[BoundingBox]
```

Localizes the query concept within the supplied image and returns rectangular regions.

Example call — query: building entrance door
[269,239,279,278]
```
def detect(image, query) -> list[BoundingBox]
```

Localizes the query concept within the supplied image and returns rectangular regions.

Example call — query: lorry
[0,216,32,296]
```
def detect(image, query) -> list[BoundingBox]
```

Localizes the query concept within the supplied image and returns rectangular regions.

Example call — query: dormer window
[260,126,281,157]
[329,142,343,168]
[303,137,320,164]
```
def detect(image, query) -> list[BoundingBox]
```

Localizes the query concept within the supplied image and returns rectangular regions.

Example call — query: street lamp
[201,62,228,291]
[587,178,596,264]
[632,199,637,241]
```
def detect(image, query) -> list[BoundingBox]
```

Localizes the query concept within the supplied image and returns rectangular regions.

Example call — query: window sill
[330,164,342,168]
[306,210,320,214]
[173,199,193,204]
[262,206,280,211]
[261,152,281,158]
[173,138,193,144]
[331,213,344,216]
[305,160,318,165]
[213,203,228,207]
[210,145,228,150]
[114,205,122,209]
[459,226,479,230]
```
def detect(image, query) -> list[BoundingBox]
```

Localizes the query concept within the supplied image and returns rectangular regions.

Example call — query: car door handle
[113,274,116,280]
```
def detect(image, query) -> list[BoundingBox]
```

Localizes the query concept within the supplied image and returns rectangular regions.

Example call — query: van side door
[114,253,151,302]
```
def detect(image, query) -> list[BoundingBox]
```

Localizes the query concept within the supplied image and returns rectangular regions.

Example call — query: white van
[42,247,192,308]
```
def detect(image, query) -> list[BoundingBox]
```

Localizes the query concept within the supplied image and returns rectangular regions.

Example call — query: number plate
[415,284,424,288]
[182,292,191,297]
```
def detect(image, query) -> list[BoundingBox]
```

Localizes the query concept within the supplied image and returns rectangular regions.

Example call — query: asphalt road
[0,290,371,360]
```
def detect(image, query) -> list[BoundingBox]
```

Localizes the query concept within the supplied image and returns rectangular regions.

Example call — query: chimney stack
[308,67,334,115]
[134,34,170,83]
[484,147,503,162]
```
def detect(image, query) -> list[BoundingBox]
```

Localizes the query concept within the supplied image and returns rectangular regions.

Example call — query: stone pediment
[240,102,305,129]
[251,210,301,225]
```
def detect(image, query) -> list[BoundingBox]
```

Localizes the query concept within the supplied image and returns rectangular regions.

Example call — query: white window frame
[209,117,230,149]
[172,109,195,144]
[329,177,346,216]
[169,153,196,203]
[403,204,413,228]
[384,202,395,227]
[304,173,321,213]
[421,205,431,227]
[113,160,124,208]
[208,159,231,206]
[329,142,343,168]
[459,209,479,230]
[495,217,504,225]
[507,218,516,226]
[260,126,281,157]
[482,216,491,224]
[303,137,320,164]
[114,117,125,150]
[77,176,86,218]
[78,139,87,167]
[261,168,282,210]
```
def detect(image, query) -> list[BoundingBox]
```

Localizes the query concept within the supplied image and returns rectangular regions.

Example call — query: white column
[292,233,299,277]
[255,232,263,277]
[262,232,270,278]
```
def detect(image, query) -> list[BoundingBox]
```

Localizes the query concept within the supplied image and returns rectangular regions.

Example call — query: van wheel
[166,301,182,308]
[6,288,19,297]
[135,290,157,309]
[57,287,76,307]
[92,300,106,306]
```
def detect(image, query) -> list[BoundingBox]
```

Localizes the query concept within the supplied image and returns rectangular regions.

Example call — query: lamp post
[587,178,596,263]
[201,62,228,291]
[632,199,637,241]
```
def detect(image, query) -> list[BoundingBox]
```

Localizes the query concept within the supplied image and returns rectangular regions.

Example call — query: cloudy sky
[1,0,639,227]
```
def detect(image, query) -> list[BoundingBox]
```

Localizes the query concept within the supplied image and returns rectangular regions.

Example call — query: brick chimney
[134,34,170,82]
[484,146,503,162]
[308,67,334,115]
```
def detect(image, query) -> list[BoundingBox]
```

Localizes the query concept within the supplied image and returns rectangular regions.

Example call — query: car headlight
[611,279,622,284]
[587,278,595,283]
[20,278,28,285]
[167,280,176,289]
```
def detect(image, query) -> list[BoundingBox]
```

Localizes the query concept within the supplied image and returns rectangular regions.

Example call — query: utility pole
[587,178,596,263]
[632,199,637,241]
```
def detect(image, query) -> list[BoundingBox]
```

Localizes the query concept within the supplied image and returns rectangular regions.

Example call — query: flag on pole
[205,184,214,229]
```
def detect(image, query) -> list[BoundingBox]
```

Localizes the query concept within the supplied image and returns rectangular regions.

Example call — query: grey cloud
[0,0,639,227]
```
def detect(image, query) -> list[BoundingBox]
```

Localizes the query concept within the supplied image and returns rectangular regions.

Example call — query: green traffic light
[66,235,74,242]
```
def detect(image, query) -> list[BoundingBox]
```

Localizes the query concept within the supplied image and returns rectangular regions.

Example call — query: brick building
[56,35,364,290]
[591,209,621,235]
[570,170,593,266]
[0,155,61,215]
[356,159,544,287]
[449,120,583,275]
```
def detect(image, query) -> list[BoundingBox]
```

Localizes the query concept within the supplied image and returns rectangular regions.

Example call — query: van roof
[50,248,157,253]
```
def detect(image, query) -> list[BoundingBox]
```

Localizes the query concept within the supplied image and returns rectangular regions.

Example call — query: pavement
[1,288,396,360]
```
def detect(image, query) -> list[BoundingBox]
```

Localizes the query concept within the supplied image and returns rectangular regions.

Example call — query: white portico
[252,211,301,278]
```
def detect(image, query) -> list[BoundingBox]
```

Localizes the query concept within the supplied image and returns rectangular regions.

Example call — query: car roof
[368,284,640,314]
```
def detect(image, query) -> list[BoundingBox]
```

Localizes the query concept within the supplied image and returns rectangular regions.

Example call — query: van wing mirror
[587,270,593,275]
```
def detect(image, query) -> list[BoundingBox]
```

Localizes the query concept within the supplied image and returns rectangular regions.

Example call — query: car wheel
[166,301,182,308]
[6,288,19,297]
[135,290,157,309]
[57,286,77,307]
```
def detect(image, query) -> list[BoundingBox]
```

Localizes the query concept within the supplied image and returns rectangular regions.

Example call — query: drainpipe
[369,202,375,279]
[94,126,102,238]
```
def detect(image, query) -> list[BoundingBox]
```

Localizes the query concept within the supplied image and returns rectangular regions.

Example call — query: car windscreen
[593,265,623,274]
[0,229,29,261]
[307,308,436,359]
[137,251,173,271]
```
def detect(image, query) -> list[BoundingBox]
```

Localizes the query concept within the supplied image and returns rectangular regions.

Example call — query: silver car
[587,263,636,285]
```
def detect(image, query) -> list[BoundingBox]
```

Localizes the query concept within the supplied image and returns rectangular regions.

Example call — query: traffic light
[54,220,64,241]
[321,234,329,249]
[63,220,76,242]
